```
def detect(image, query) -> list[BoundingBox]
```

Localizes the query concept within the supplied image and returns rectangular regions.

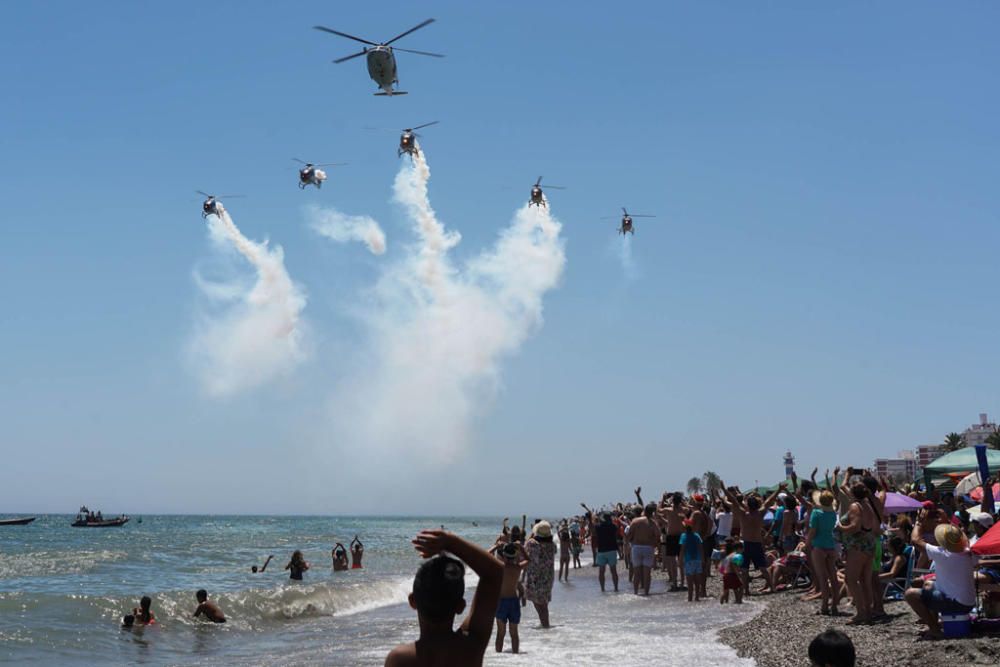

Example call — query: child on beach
[495,542,529,654]
[570,520,583,569]
[557,522,571,582]
[680,519,703,601]
[385,530,503,667]
[718,539,744,604]
[132,596,155,625]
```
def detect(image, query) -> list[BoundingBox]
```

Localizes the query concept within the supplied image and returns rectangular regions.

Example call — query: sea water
[0,516,760,665]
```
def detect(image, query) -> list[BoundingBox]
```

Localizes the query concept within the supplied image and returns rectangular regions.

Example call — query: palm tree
[987,428,1000,450]
[686,477,703,495]
[942,432,965,453]
[702,471,723,496]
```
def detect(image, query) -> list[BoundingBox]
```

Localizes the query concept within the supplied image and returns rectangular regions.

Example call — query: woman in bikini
[838,483,880,624]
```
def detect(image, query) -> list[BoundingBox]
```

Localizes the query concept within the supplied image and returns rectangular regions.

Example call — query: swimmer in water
[193,589,226,623]
[332,543,349,571]
[251,555,274,574]
[350,536,364,569]
[132,596,155,625]
[285,550,309,580]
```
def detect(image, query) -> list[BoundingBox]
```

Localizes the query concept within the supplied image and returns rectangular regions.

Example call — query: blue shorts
[921,585,973,615]
[684,559,701,577]
[596,550,618,567]
[631,545,655,568]
[740,541,768,571]
[495,596,521,624]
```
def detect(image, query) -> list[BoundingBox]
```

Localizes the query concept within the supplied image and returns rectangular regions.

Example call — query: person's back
[385,530,502,667]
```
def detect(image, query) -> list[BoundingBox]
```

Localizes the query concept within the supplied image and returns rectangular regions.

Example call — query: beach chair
[883,545,913,600]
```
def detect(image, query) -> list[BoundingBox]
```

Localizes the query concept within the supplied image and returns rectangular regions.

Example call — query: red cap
[922,501,936,510]
[682,519,694,527]
[693,494,705,503]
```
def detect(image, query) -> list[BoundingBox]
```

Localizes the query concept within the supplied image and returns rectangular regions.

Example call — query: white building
[874,457,917,481]
[962,413,997,447]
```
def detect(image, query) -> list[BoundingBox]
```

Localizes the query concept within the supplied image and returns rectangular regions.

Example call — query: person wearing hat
[494,542,529,654]
[523,521,556,628]
[970,512,995,547]
[904,522,976,639]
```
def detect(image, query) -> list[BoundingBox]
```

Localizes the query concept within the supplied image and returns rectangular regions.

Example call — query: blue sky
[1,2,998,515]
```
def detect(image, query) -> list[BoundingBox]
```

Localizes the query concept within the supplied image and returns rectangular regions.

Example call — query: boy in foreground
[495,542,529,654]
[385,530,503,667]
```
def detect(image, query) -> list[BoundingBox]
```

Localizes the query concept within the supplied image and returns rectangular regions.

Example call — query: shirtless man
[722,481,781,596]
[332,543,350,571]
[628,503,660,596]
[494,542,529,654]
[385,530,503,667]
[193,589,226,623]
[657,492,687,591]
[350,536,364,569]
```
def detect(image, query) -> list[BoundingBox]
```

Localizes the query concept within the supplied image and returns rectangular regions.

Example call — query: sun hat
[934,523,969,553]
[533,521,552,539]
[973,513,995,529]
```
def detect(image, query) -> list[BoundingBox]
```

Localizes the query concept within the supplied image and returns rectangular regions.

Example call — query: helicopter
[398,121,438,157]
[197,191,244,219]
[313,19,443,96]
[293,159,346,189]
[603,207,655,235]
[528,177,565,208]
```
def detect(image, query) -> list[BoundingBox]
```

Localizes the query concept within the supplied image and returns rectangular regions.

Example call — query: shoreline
[717,585,1000,667]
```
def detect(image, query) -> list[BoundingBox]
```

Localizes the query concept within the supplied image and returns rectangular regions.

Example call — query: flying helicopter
[603,207,655,235]
[398,121,438,157]
[528,177,565,208]
[313,19,443,96]
[197,191,244,219]
[293,159,346,189]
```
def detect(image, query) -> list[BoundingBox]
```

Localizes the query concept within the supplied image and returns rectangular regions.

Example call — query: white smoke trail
[618,234,638,280]
[308,205,386,256]
[189,210,308,397]
[330,151,565,463]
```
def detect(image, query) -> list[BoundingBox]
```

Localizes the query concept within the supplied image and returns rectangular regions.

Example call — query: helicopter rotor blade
[411,121,440,131]
[215,194,246,199]
[313,26,377,46]
[542,185,566,190]
[313,162,347,167]
[292,158,308,165]
[384,18,436,46]
[535,176,543,186]
[196,190,212,198]
[392,47,445,58]
[333,50,367,64]
[630,214,656,218]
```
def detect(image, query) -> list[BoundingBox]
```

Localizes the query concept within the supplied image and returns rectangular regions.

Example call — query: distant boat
[0,517,36,526]
[71,506,129,528]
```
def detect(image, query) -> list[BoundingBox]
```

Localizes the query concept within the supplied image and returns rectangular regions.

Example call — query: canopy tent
[923,447,1000,476]
[883,492,923,514]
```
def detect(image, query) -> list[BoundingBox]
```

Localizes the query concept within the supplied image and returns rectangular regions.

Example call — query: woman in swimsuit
[838,483,879,624]
[285,550,309,581]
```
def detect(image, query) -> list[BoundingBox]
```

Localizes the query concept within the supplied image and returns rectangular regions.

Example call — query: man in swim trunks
[494,542,528,654]
[722,480,780,596]
[193,589,226,623]
[593,512,620,592]
[350,536,364,569]
[629,503,659,596]
[657,492,686,591]
[690,493,714,599]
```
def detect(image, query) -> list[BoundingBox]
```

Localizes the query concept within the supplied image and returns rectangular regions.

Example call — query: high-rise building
[874,457,917,481]
[962,413,997,447]
[916,444,945,469]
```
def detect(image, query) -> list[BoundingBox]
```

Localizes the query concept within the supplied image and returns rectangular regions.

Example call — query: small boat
[71,506,129,528]
[0,517,36,526]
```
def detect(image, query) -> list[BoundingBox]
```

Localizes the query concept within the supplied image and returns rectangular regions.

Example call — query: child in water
[495,542,529,654]
[557,522,571,582]
[679,520,703,602]
[718,539,744,604]
[385,530,502,667]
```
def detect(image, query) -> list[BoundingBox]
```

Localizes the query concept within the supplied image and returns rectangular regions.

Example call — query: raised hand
[412,530,454,559]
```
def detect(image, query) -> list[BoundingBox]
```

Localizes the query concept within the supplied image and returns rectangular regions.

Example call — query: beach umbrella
[956,471,984,497]
[971,483,1000,502]
[923,447,1000,476]
[883,492,923,513]
[972,520,1000,556]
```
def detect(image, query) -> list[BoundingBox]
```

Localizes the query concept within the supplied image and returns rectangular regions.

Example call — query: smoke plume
[189,209,308,397]
[617,234,638,280]
[308,205,386,256]
[329,150,565,463]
